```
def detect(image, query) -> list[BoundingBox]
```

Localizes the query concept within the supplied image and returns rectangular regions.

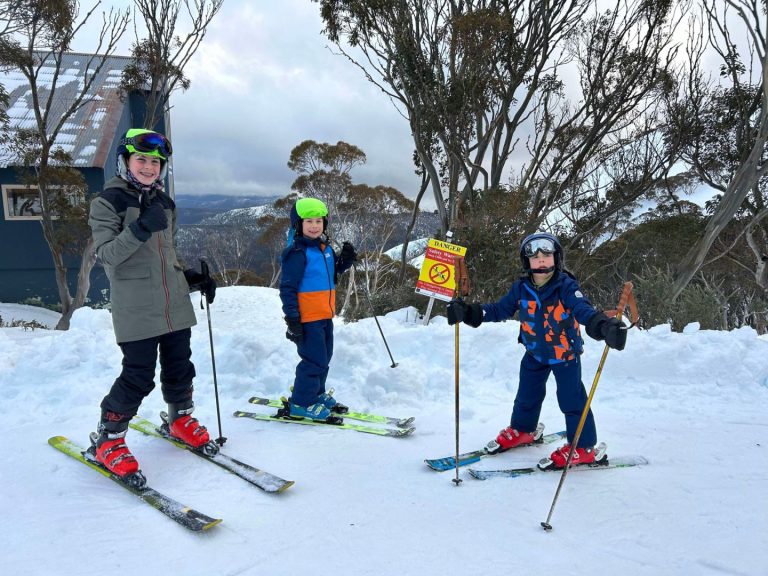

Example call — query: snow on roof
[0,52,133,169]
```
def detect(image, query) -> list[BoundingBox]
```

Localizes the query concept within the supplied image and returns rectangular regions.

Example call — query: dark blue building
[0,52,170,306]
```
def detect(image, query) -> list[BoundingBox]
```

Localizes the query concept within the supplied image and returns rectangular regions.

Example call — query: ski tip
[277,480,296,493]
[48,435,67,445]
[202,518,224,531]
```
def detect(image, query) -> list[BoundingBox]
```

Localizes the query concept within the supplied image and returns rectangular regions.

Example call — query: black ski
[129,417,294,493]
[49,435,222,532]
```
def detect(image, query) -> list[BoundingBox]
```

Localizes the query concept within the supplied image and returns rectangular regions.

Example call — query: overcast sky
[66,1,745,211]
[73,1,423,204]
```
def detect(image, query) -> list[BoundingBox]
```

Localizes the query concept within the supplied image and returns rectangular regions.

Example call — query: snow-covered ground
[1,287,766,576]
[0,302,61,329]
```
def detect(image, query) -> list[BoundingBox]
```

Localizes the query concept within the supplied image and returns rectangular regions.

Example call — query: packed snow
[1,287,766,576]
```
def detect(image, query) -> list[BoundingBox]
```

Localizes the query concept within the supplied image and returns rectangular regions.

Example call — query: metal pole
[356,262,398,368]
[451,255,470,487]
[541,282,634,530]
[452,316,462,486]
[200,260,226,446]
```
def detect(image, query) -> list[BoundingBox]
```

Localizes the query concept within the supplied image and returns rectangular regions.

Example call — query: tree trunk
[671,111,768,299]
[398,174,429,285]
[55,240,96,331]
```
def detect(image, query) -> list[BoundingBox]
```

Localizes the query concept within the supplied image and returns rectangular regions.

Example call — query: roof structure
[1,52,133,169]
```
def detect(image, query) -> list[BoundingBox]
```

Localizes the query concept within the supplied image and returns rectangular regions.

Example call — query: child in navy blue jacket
[279,198,356,421]
[447,232,626,469]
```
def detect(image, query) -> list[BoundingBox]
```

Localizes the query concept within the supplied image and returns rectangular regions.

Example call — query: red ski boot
[163,403,215,454]
[485,423,545,455]
[538,442,607,470]
[168,414,211,448]
[92,430,140,478]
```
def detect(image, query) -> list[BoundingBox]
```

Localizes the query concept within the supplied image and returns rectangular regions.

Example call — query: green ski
[248,396,415,428]
[49,436,222,532]
[233,410,415,438]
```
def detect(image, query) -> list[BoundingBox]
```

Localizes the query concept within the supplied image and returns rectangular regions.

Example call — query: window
[2,184,83,221]
[2,185,42,220]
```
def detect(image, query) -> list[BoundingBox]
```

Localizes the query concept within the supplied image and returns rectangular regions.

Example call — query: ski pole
[452,256,471,486]
[541,281,637,531]
[200,259,227,447]
[352,255,398,368]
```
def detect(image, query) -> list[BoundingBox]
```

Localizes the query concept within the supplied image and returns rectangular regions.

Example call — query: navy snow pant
[510,352,597,448]
[291,319,334,407]
[101,328,196,421]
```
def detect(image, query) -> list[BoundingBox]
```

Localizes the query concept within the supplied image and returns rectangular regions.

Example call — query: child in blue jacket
[279,198,356,421]
[447,232,626,469]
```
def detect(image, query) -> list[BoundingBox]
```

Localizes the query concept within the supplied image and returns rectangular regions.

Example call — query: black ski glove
[586,311,627,351]
[340,241,357,265]
[285,317,304,344]
[129,201,167,242]
[447,299,483,327]
[184,269,217,304]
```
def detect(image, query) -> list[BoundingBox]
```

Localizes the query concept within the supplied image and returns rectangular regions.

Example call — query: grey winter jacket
[89,177,196,343]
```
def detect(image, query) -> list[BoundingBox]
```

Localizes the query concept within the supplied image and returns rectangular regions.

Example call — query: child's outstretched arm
[335,241,357,275]
[585,312,627,350]
[446,299,484,327]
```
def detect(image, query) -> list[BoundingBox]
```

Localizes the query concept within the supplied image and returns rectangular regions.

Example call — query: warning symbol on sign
[415,238,467,302]
[429,263,451,285]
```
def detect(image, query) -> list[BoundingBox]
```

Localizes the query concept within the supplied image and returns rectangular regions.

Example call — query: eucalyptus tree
[315,0,682,243]
[669,0,768,300]
[119,0,224,128]
[0,0,130,330]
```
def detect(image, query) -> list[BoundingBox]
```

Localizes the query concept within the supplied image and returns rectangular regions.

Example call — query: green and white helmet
[116,128,172,181]
[290,197,328,235]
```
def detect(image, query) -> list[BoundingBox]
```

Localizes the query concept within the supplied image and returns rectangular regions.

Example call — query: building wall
[0,94,170,306]
[0,166,110,305]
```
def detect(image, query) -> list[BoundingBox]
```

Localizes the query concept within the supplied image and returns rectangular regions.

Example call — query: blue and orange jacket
[481,270,599,365]
[279,236,353,323]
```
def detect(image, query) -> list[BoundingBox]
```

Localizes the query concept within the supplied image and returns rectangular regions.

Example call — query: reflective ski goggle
[123,132,173,158]
[523,237,556,258]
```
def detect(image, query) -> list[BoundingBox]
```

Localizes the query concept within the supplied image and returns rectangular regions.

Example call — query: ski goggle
[523,237,557,258]
[123,132,172,158]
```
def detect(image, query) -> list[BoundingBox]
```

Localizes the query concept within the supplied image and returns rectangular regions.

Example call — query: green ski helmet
[290,197,329,236]
[116,128,172,181]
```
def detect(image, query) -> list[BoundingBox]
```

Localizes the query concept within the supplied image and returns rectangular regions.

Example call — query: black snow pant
[100,328,196,428]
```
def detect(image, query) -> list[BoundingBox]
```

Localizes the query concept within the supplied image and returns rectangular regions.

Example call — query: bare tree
[288,139,366,227]
[517,0,683,238]
[0,0,130,330]
[120,0,224,128]
[203,225,257,286]
[337,183,415,314]
[255,214,291,288]
[671,0,768,298]
[316,0,681,243]
[317,1,589,232]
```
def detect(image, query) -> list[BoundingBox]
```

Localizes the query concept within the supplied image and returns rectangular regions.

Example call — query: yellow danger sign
[415,238,468,302]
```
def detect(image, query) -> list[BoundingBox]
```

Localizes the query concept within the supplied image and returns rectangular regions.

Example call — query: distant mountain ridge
[175,194,280,225]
